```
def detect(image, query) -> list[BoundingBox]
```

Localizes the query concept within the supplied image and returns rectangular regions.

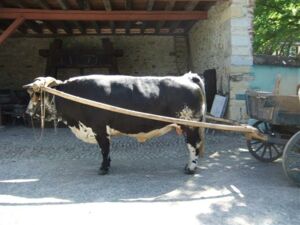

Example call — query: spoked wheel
[282,131,300,186]
[247,121,284,162]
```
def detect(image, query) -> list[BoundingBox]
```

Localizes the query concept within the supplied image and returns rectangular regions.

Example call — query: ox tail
[189,73,207,158]
[189,73,207,122]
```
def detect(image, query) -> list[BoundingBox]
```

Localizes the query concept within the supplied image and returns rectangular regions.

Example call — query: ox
[24,72,206,175]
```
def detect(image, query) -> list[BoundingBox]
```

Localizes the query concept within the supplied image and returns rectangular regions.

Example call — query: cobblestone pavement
[0,127,299,225]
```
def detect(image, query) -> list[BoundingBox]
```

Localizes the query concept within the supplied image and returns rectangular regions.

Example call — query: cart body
[246,90,300,127]
[245,90,300,185]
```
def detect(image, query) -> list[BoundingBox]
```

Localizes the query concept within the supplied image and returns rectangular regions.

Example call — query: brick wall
[0,36,188,89]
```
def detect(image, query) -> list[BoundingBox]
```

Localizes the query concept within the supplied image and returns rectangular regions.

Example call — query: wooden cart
[246,90,300,185]
[31,84,299,184]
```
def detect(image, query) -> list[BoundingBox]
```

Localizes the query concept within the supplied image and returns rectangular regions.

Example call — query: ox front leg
[184,128,205,175]
[96,133,111,175]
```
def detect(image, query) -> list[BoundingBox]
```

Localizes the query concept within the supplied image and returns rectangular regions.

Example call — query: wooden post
[45,39,63,77]
[102,38,119,74]
[0,17,25,45]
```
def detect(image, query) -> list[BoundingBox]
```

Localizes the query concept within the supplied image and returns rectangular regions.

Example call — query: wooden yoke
[40,86,268,142]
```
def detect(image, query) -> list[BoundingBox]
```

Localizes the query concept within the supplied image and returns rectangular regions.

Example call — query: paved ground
[0,126,299,225]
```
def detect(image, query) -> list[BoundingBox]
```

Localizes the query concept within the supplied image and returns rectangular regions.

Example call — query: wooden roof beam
[57,0,86,34]
[36,0,68,34]
[1,1,44,34]
[0,8,208,21]
[16,1,56,34]
[141,0,217,1]
[169,1,199,33]
[103,0,115,34]
[141,0,155,34]
[17,0,57,34]
[156,1,176,34]
[0,17,25,44]
[125,0,132,34]
[79,0,101,34]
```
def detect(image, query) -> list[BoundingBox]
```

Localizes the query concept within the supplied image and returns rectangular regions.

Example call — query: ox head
[23,77,62,121]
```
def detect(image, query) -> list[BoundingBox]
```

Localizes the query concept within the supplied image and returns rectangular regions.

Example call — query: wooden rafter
[0,0,222,36]
[0,8,208,21]
[170,1,199,33]
[103,0,115,34]
[16,0,46,32]
[156,1,176,33]
[137,0,216,1]
[0,17,25,44]
[124,0,132,34]
[37,0,70,34]
[141,0,155,34]
[57,0,86,34]
[2,1,44,34]
[17,0,57,34]
[81,0,101,34]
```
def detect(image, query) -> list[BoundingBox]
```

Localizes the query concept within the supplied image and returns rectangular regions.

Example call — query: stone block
[231,55,253,66]
[231,17,251,27]
[230,5,246,18]
[232,46,251,55]
[231,35,251,46]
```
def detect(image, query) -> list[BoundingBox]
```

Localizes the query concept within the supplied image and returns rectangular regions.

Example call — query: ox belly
[68,121,182,144]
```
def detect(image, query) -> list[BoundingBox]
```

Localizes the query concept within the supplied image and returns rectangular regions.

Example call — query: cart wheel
[282,131,300,186]
[247,121,284,162]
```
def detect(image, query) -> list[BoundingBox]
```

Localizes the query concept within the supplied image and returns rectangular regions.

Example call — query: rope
[40,86,267,141]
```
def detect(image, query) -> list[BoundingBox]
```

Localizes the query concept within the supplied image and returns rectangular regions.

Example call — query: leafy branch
[253,0,300,56]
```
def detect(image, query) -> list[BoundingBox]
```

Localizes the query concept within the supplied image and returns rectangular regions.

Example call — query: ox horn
[22,83,33,89]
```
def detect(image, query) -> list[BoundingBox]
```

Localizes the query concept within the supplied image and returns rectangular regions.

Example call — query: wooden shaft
[0,8,207,21]
[0,17,25,45]
[41,86,267,141]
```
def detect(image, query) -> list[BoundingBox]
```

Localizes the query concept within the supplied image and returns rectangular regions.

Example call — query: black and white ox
[24,72,206,175]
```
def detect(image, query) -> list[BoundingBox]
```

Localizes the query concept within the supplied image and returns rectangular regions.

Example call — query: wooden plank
[0,8,208,21]
[0,17,25,44]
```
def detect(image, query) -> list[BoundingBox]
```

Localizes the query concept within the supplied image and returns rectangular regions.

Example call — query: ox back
[41,73,206,175]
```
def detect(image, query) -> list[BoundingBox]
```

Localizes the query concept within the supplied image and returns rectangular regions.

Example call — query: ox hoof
[184,165,196,175]
[98,168,109,175]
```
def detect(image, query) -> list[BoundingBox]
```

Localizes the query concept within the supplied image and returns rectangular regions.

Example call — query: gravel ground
[0,126,299,225]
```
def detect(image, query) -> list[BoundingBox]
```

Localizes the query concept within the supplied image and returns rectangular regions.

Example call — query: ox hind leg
[96,132,111,175]
[184,127,205,174]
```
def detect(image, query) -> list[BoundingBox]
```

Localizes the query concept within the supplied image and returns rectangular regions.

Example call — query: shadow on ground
[0,127,299,224]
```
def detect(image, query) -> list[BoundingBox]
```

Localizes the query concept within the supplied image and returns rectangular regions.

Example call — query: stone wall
[0,36,188,89]
[189,1,232,94]
[188,0,254,121]
[228,0,254,121]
